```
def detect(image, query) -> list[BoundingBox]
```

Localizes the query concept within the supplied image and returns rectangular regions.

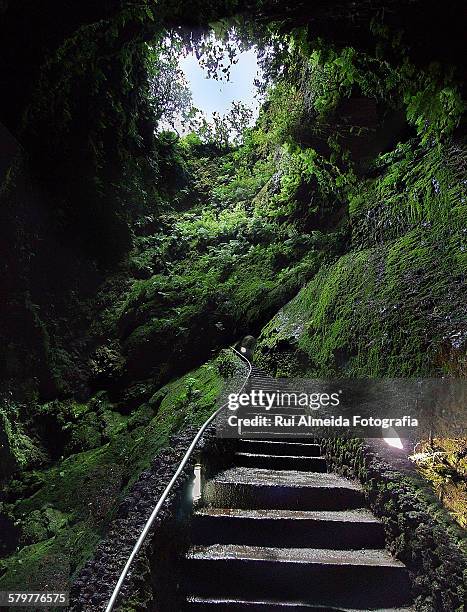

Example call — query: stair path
[184,437,414,611]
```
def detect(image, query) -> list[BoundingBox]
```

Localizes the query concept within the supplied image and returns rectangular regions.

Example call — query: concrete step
[185,595,414,611]
[203,467,364,510]
[235,452,327,472]
[238,440,322,457]
[191,508,385,549]
[185,545,412,609]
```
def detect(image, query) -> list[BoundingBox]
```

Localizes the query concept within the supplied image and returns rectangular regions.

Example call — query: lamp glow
[193,463,202,502]
[383,427,404,449]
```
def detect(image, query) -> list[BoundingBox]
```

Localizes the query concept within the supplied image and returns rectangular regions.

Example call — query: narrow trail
[94,353,415,611]
[185,437,413,611]
[186,366,414,610]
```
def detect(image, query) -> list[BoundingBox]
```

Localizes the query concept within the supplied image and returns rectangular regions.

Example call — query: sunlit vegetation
[410,438,467,527]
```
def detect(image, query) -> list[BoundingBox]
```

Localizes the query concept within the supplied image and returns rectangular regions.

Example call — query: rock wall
[321,437,466,611]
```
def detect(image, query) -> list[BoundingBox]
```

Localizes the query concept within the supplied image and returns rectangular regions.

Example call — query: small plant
[88,343,125,384]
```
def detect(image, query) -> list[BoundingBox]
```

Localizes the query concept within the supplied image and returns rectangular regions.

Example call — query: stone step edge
[185,595,414,612]
[194,508,380,523]
[235,452,326,460]
[186,544,405,568]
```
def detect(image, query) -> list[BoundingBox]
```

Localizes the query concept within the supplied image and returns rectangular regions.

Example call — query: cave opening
[0,2,465,608]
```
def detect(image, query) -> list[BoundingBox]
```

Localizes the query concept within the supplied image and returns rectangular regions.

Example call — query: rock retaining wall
[321,437,466,612]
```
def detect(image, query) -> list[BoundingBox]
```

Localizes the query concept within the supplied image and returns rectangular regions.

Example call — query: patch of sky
[179,47,261,124]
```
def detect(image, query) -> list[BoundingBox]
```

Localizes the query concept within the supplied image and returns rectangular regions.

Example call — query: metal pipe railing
[104,347,252,612]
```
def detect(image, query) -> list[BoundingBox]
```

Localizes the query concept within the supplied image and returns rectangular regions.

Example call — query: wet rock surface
[209,467,363,489]
[194,507,379,522]
[185,438,414,611]
[322,437,467,611]
[187,543,406,566]
[186,596,414,611]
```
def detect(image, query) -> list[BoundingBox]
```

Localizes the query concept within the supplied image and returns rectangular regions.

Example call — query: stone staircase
[184,438,414,611]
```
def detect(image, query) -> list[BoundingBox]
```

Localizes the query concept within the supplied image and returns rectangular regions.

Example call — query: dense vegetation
[0,0,465,602]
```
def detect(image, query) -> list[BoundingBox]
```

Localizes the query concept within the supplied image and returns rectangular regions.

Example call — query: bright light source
[383,427,404,449]
[240,347,247,353]
[193,463,202,502]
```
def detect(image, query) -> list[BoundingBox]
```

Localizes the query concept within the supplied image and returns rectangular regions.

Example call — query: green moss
[100,409,127,438]
[257,219,466,377]
[106,143,347,386]
[0,523,98,593]
[32,397,128,458]
[0,398,47,473]
[411,438,467,528]
[0,353,230,590]
[349,141,467,248]
[20,508,69,546]
[64,412,102,454]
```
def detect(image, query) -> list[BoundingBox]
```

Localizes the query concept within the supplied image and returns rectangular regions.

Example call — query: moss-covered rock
[0,396,48,478]
[256,142,466,378]
[322,437,467,611]
[20,507,69,546]
[96,142,346,385]
[0,350,239,591]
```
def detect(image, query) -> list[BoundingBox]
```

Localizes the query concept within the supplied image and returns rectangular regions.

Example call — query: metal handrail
[104,347,252,612]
